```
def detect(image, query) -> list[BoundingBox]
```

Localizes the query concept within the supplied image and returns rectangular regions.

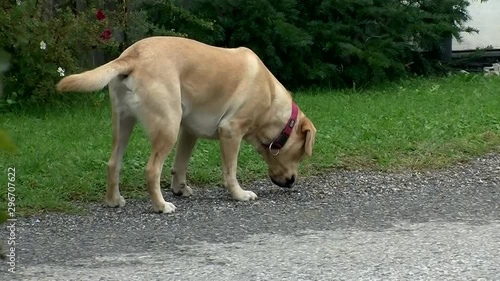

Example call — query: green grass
[1,73,500,215]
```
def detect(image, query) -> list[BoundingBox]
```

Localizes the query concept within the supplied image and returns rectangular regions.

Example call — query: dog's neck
[251,93,298,150]
[262,101,298,151]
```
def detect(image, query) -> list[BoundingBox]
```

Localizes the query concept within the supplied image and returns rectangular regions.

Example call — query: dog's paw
[153,201,177,214]
[172,183,193,197]
[105,195,126,208]
[232,190,258,201]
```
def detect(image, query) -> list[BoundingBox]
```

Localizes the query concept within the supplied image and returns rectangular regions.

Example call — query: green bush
[0,48,13,260]
[139,0,220,45]
[0,0,118,108]
[0,48,16,154]
[190,0,314,86]
[93,0,218,53]
[0,0,486,107]
[185,0,485,89]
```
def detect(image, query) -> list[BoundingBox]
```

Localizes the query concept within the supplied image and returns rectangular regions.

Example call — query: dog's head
[258,115,316,188]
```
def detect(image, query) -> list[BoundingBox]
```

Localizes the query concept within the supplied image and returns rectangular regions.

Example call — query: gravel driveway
[1,154,499,280]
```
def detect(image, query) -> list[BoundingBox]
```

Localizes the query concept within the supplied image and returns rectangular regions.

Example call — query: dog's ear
[300,117,316,157]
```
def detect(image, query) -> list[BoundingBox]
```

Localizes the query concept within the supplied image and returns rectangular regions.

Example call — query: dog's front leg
[218,125,258,201]
[171,128,196,197]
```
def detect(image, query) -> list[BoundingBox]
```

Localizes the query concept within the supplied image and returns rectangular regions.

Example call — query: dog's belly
[180,113,221,139]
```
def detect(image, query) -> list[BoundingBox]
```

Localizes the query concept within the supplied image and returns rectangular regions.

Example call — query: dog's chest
[180,110,221,139]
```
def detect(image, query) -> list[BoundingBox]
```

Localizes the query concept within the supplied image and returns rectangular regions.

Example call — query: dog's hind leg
[105,79,136,208]
[140,88,182,213]
[171,128,197,197]
[144,121,181,213]
[105,112,136,208]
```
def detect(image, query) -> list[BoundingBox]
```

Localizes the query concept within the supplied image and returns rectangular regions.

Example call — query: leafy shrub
[186,0,485,89]
[0,49,15,258]
[92,0,218,54]
[0,0,118,108]
[0,49,9,99]
[190,0,314,86]
[0,0,485,107]
[139,0,220,45]
[0,48,16,154]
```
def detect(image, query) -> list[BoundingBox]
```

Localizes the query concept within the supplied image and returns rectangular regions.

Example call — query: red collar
[264,102,299,154]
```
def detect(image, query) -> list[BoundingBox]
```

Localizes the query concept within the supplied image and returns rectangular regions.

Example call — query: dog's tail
[56,56,134,93]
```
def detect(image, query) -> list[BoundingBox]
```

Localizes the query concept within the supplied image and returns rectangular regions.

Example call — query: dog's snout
[270,174,296,188]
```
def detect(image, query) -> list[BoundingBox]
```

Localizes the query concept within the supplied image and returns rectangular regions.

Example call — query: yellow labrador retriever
[56,36,316,214]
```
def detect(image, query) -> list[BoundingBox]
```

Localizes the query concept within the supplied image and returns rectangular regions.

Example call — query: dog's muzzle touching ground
[271,175,296,188]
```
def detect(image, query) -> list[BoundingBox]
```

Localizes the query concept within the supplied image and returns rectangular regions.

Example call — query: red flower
[96,9,106,21]
[100,28,111,40]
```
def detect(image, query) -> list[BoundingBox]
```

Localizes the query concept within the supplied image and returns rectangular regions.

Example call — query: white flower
[16,0,21,5]
[40,41,46,50]
[57,67,65,77]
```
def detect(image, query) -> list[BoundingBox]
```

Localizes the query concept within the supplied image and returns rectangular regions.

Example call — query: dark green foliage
[181,0,485,89]
[0,0,486,107]
[99,0,216,51]
[140,0,220,45]
[0,0,118,108]
[191,0,315,87]
[0,0,213,106]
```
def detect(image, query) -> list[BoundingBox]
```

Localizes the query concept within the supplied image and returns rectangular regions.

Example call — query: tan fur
[56,36,316,213]
[57,57,134,92]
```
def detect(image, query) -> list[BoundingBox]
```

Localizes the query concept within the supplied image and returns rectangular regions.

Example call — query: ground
[0,153,498,280]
